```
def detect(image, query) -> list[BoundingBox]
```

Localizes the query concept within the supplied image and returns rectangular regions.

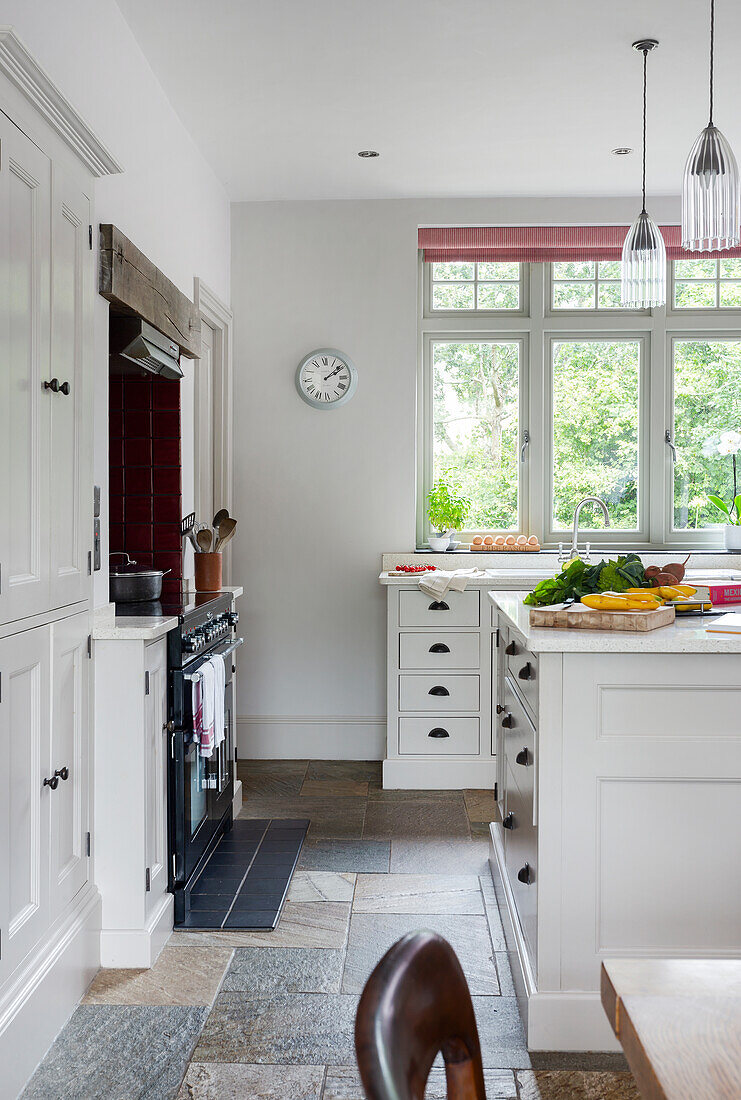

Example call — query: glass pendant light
[622,40,666,308]
[682,0,739,251]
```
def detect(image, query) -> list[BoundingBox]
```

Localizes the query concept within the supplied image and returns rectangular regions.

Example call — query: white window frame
[667,260,741,316]
[546,262,648,318]
[419,255,741,550]
[424,260,529,318]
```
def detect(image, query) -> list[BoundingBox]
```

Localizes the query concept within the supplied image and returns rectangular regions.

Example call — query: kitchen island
[488,590,741,1052]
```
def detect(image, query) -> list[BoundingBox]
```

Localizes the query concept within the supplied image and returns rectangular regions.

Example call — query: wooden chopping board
[529,602,675,632]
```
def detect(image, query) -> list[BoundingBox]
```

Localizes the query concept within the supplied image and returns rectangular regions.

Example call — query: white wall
[230,195,681,759]
[3,2,231,605]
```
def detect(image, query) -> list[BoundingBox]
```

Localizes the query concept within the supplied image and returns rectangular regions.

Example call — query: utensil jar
[194,552,222,592]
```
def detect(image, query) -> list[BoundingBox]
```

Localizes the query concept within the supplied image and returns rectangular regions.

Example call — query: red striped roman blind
[418,225,741,263]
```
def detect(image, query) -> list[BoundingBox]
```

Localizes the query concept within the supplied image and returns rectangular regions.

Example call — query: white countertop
[489,590,741,653]
[380,567,741,589]
[91,586,244,642]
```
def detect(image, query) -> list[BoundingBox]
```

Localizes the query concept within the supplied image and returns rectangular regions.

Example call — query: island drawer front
[503,631,538,719]
[399,590,480,628]
[504,759,538,965]
[503,675,536,812]
[399,632,480,670]
[399,674,480,712]
[399,717,480,756]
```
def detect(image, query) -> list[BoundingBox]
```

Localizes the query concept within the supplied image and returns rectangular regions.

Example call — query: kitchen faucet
[558,496,610,564]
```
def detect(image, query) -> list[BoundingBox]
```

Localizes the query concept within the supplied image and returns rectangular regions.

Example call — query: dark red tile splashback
[109,372,182,590]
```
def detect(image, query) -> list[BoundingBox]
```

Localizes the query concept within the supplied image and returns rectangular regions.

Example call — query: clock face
[296,349,357,409]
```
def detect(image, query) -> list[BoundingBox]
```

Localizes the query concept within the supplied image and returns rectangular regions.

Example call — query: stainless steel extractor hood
[109,316,183,381]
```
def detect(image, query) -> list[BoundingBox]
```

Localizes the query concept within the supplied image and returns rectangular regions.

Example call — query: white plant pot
[428,534,450,552]
[724,525,741,550]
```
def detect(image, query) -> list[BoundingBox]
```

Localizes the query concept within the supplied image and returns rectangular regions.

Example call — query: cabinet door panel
[0,113,51,624]
[0,626,51,985]
[50,612,90,914]
[49,170,92,609]
[144,640,168,916]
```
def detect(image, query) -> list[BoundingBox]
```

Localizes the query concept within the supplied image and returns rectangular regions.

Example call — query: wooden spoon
[212,507,229,531]
[214,517,236,552]
[196,526,212,553]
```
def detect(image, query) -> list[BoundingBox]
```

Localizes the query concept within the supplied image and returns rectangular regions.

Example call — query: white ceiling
[115,0,741,202]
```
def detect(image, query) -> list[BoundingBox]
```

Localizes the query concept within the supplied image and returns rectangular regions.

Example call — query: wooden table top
[601,959,741,1100]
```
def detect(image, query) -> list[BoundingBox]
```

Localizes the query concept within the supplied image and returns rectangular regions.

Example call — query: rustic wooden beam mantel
[98,224,201,358]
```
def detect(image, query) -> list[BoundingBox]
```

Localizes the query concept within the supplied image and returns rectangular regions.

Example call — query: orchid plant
[707,429,741,526]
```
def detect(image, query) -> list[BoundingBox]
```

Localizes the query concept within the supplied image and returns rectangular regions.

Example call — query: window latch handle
[520,429,531,464]
[665,429,677,463]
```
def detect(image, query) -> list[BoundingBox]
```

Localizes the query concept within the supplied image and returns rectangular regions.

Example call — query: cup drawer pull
[503,811,515,830]
[429,643,450,654]
[515,747,531,766]
[428,685,450,697]
[517,862,534,885]
[428,727,450,739]
[501,713,514,728]
[428,600,450,611]
[505,641,518,656]
[518,661,534,681]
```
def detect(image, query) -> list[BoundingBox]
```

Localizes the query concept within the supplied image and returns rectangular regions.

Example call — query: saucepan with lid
[109,553,171,603]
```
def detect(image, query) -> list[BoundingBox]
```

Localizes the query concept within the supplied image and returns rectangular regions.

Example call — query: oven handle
[183,636,244,682]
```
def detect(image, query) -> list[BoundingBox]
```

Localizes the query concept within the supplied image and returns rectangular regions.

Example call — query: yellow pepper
[581,592,661,612]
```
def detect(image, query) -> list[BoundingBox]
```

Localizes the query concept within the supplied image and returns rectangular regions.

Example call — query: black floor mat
[178,818,309,931]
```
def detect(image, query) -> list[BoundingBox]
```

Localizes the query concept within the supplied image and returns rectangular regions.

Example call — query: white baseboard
[383,757,497,790]
[99,892,173,968]
[237,715,385,760]
[0,887,101,1100]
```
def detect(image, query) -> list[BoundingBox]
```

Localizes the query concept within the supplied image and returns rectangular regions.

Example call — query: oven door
[170,636,242,898]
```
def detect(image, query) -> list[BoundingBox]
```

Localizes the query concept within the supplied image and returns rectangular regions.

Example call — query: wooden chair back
[354,930,487,1100]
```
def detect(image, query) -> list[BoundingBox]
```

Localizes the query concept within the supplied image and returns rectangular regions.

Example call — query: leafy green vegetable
[524,554,647,606]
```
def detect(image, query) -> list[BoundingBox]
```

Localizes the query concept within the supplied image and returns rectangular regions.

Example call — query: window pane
[432,283,475,310]
[553,262,594,280]
[598,261,622,279]
[597,281,623,309]
[674,258,718,280]
[552,281,595,310]
[432,262,474,281]
[719,281,741,308]
[674,281,717,309]
[552,340,640,530]
[477,261,520,281]
[432,341,520,529]
[477,282,520,310]
[673,340,741,530]
[720,258,741,279]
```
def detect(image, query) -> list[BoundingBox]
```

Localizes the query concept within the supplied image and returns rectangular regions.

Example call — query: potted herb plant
[707,429,741,550]
[426,478,471,552]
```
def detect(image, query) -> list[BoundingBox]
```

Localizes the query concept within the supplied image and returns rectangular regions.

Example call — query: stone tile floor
[22,761,639,1099]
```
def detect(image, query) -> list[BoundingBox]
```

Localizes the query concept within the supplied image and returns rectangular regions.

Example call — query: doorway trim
[193,278,234,581]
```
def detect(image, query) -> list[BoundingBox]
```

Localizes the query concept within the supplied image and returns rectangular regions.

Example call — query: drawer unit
[502,674,536,813]
[503,631,538,719]
[399,632,480,670]
[399,589,480,628]
[399,673,480,712]
[399,717,479,756]
[503,758,538,965]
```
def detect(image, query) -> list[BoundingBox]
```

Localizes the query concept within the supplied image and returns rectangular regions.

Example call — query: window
[673,258,741,310]
[672,339,741,530]
[428,262,523,312]
[431,340,521,530]
[419,257,741,548]
[551,261,624,310]
[551,339,642,532]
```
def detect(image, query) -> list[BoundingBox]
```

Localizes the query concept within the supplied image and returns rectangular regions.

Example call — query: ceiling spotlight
[612,147,633,156]
[357,150,379,158]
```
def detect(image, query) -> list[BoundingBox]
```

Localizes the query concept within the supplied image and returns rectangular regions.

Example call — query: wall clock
[295,348,358,409]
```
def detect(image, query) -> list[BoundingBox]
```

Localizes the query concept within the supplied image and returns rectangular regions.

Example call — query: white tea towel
[417,569,483,599]
[211,653,226,749]
[194,659,217,758]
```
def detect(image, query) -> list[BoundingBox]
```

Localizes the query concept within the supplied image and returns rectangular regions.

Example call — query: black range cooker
[119,589,243,923]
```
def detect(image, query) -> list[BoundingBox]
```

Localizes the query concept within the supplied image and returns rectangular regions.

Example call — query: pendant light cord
[709,0,715,124]
[641,46,647,214]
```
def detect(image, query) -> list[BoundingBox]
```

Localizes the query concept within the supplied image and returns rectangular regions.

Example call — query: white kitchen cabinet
[383,581,496,789]
[95,635,173,967]
[0,625,52,989]
[50,611,91,918]
[0,108,93,628]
